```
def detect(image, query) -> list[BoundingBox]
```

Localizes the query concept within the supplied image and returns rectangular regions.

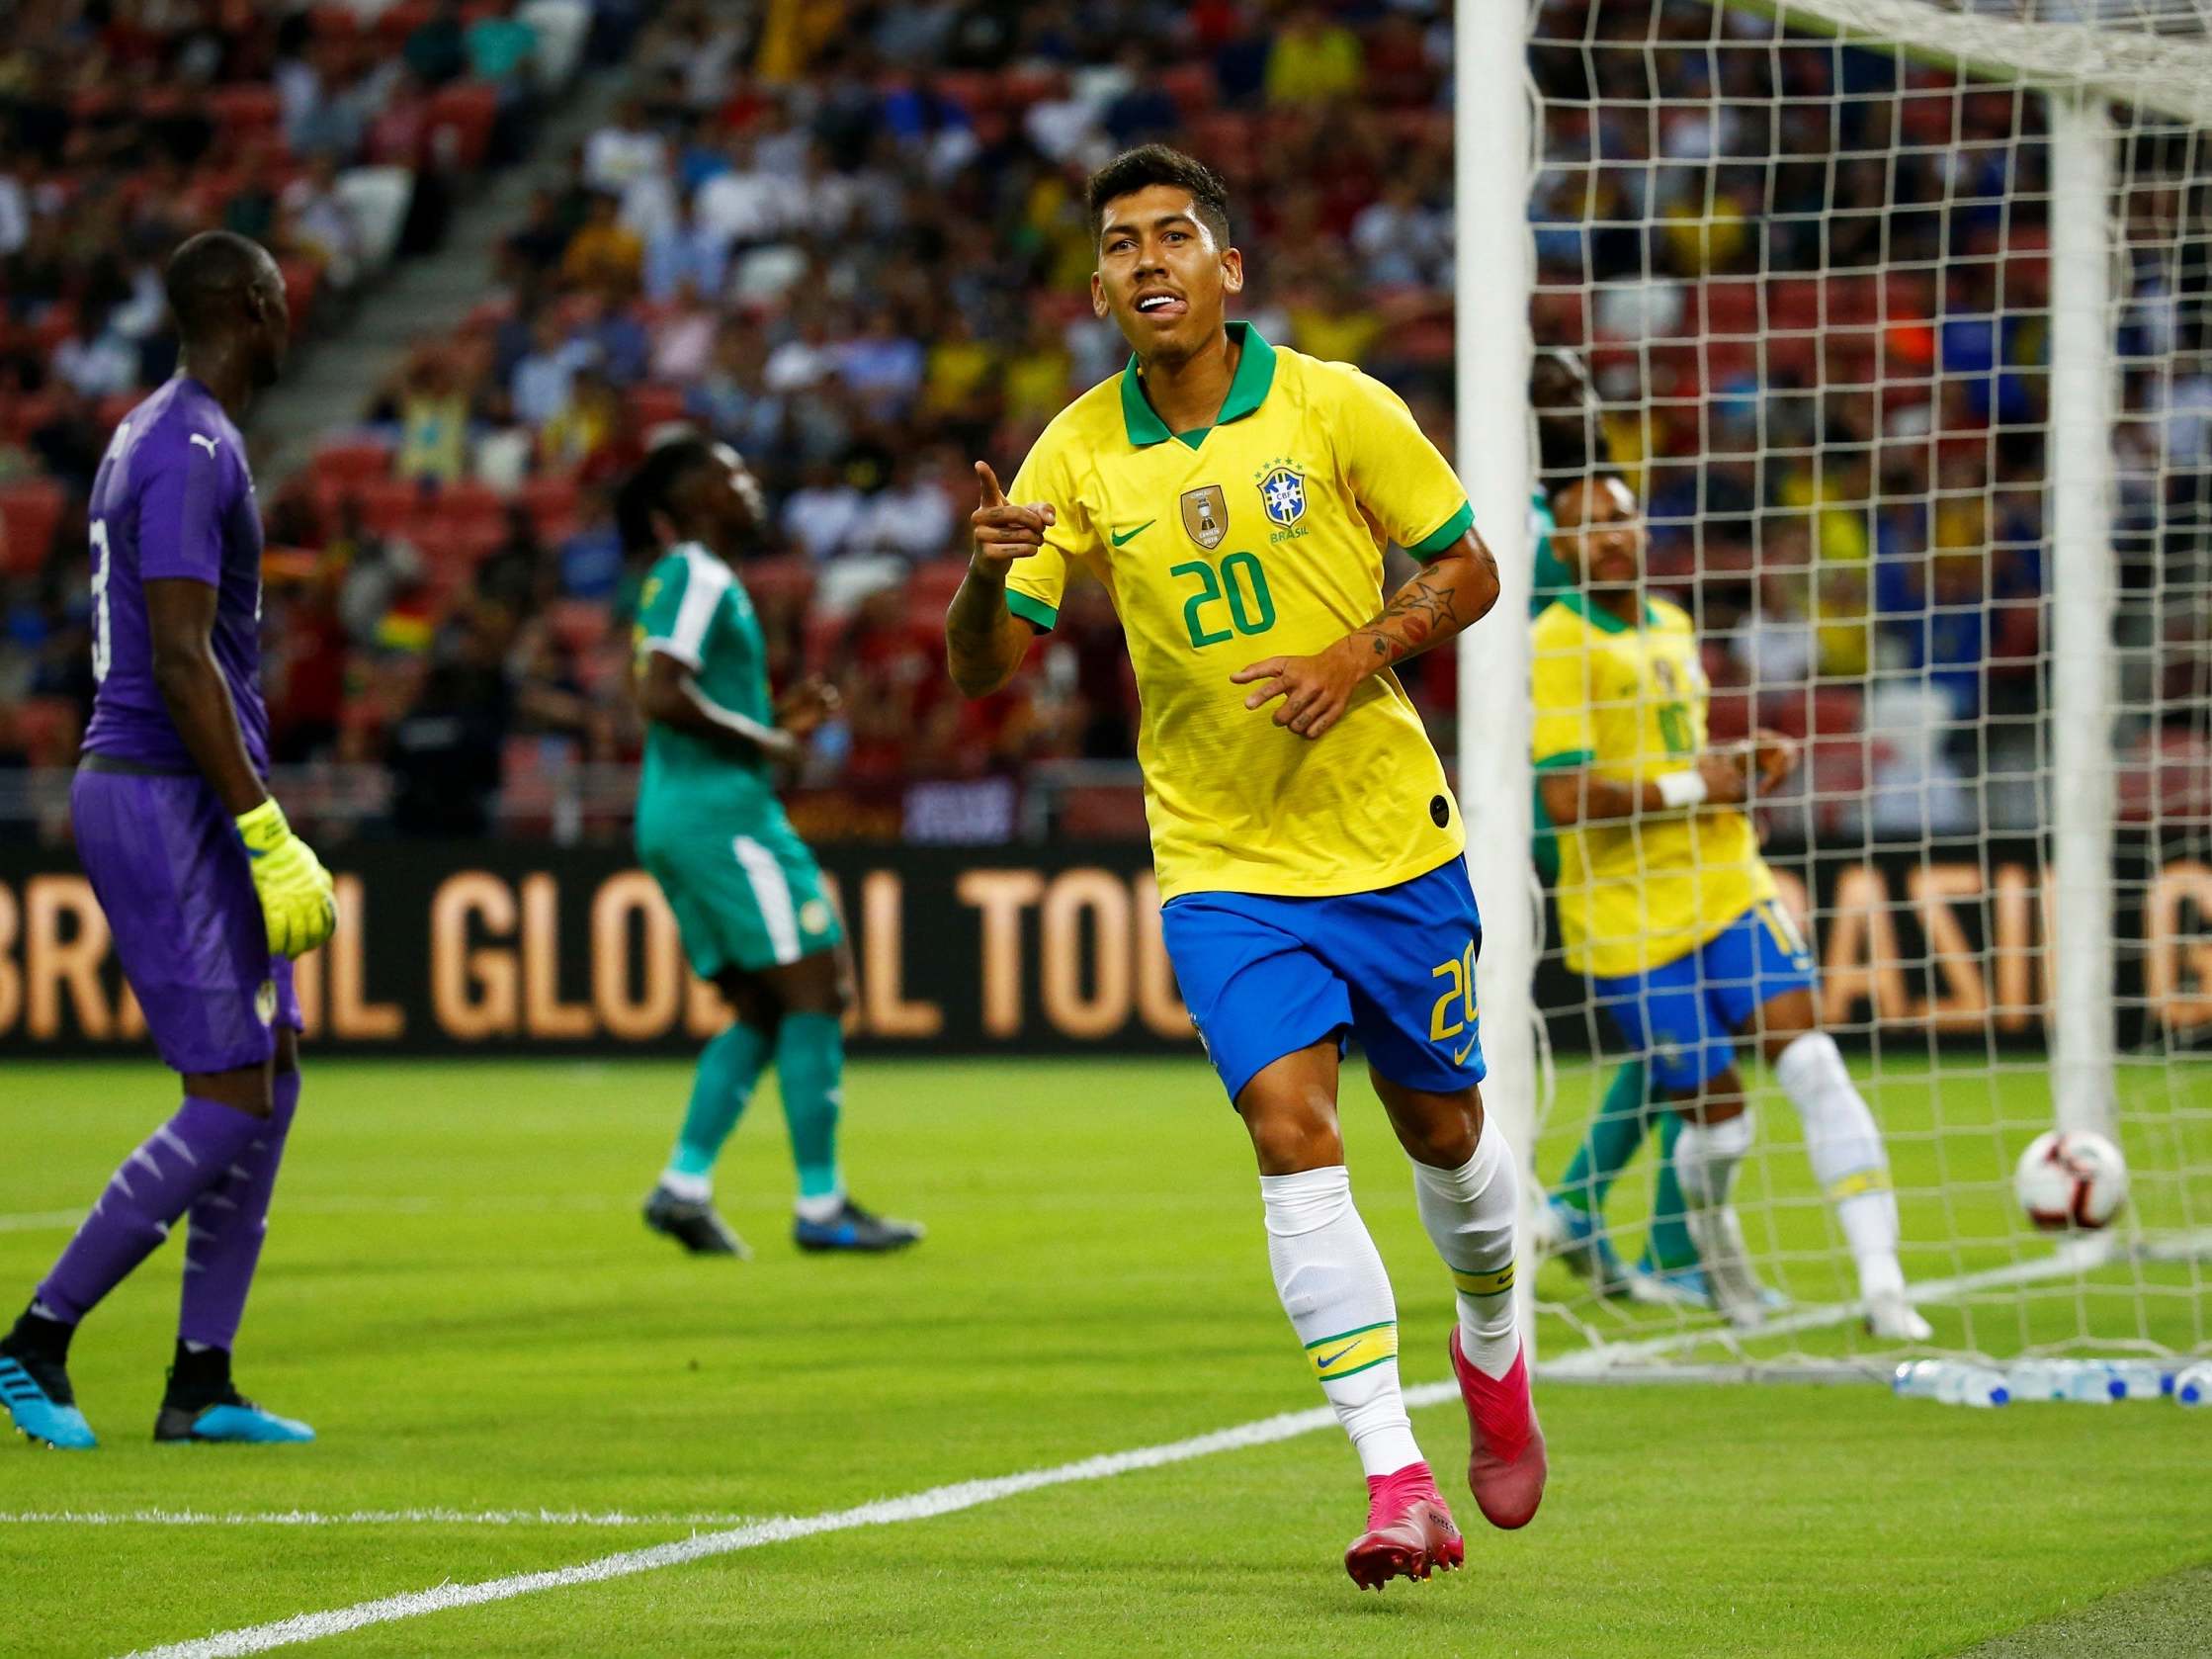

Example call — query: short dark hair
[163,230,272,339]
[617,433,719,551]
[1085,144,1231,248]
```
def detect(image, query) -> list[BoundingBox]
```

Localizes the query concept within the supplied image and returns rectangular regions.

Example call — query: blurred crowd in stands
[0,0,2204,839]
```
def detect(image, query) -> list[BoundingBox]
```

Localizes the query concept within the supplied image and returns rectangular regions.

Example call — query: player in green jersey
[1525,350,1699,1304]
[623,436,922,1258]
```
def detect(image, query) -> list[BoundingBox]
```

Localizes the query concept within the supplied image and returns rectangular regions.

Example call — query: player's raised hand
[776,675,841,740]
[1231,641,1364,741]
[970,461,1055,578]
[1749,727,1801,790]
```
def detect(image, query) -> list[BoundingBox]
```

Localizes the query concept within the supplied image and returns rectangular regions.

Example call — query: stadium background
[0,0,2205,1057]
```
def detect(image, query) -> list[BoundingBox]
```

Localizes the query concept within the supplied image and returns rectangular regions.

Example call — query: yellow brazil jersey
[1005,323,1471,901]
[1530,593,1776,977]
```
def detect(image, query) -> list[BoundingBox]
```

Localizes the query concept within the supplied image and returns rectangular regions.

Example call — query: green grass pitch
[2,1056,2206,1657]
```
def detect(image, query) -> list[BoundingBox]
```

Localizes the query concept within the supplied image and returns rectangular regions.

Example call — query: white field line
[1541,1226,2212,1377]
[0,1509,762,1528]
[123,1380,1462,1659]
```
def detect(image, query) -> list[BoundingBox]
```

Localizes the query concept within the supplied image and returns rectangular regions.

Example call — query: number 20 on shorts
[1429,938,1478,1045]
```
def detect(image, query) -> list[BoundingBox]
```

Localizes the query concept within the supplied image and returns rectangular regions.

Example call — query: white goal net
[1464,0,2212,1377]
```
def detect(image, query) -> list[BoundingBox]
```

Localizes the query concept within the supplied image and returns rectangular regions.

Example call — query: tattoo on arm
[1352,565,1464,664]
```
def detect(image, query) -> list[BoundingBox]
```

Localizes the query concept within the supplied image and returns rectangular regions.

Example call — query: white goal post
[1456,0,2212,1377]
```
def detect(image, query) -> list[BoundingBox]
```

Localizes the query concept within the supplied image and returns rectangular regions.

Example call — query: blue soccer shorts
[1589,899,1817,1093]
[1160,856,1488,1104]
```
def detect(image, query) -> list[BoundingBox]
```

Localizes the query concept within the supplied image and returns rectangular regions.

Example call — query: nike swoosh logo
[1452,1037,1478,1066]
[1110,519,1155,547]
[1313,1343,1361,1369]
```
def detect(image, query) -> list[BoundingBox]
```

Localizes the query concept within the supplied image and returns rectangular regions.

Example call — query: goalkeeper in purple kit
[0,233,335,1450]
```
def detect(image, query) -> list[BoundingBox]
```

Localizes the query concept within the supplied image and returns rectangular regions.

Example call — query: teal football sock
[1553,1061,1651,1212]
[774,1011,845,1201]
[1643,1111,1697,1270]
[668,1021,772,1180]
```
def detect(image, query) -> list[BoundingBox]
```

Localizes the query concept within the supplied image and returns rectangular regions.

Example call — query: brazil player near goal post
[623,436,921,1258]
[1534,467,1931,1341]
[0,232,335,1449]
[946,146,1543,1589]
[1525,349,1716,1305]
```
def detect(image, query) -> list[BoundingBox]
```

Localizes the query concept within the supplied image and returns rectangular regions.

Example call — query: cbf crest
[1181,483,1229,550]
[1256,458,1307,528]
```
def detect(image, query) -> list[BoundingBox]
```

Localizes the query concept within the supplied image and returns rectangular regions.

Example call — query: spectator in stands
[694,134,796,248]
[385,656,506,836]
[541,365,626,476]
[395,354,470,486]
[332,499,423,650]
[511,308,590,428]
[27,386,106,496]
[503,189,572,286]
[648,281,719,383]
[684,319,783,455]
[782,460,865,562]
[476,503,551,625]
[642,188,731,304]
[285,156,363,294]
[854,451,957,562]
[560,190,642,295]
[403,0,468,89]
[1266,5,1364,104]
[51,307,135,398]
[557,488,626,603]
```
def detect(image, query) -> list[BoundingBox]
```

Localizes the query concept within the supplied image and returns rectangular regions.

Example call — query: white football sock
[657,1169,712,1203]
[1671,1111,1765,1322]
[1409,1125,1521,1380]
[1671,1111,1753,1207]
[1260,1166,1422,1479]
[1773,1032,1906,1301]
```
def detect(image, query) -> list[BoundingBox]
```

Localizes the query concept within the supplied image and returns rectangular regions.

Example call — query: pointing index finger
[973,460,1005,506]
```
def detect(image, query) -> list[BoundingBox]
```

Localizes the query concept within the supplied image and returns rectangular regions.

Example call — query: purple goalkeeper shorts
[70,759,300,1076]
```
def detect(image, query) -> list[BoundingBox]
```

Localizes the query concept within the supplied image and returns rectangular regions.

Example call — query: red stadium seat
[208,84,283,144]
[1159,62,1217,119]
[278,258,320,333]
[9,696,80,765]
[547,599,610,655]
[429,82,499,171]
[0,392,60,445]
[740,556,816,606]
[352,478,424,536]
[627,384,686,431]
[314,440,395,486]
[904,558,968,618]
[0,481,67,575]
[516,474,580,537]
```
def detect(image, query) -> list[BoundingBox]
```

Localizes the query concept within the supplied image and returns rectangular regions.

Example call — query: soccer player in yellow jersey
[1533,470,1930,1341]
[946,146,1541,1589]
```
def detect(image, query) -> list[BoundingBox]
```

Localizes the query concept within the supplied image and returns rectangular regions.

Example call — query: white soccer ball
[2014,1130,2129,1231]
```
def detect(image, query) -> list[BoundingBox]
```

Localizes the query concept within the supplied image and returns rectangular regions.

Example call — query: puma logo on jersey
[189,434,221,459]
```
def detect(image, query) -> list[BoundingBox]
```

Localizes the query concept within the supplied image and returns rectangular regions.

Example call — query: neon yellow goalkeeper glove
[234,798,337,958]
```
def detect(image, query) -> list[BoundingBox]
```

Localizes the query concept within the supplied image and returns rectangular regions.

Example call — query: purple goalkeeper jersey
[81,377,270,773]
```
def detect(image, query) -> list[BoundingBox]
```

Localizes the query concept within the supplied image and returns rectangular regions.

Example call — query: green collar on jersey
[1120,321,1277,451]
[1555,589,1658,634]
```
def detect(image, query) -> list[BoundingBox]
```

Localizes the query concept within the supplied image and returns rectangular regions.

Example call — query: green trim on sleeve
[1405,501,1475,560]
[1005,589,1058,632]
[1532,748,1595,772]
